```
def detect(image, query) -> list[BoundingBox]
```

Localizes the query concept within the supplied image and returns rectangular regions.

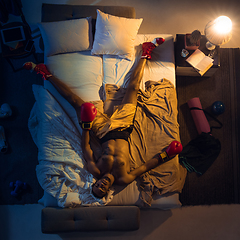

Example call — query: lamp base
[206,41,216,50]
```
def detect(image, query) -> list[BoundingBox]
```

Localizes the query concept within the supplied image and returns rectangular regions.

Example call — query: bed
[28,4,187,229]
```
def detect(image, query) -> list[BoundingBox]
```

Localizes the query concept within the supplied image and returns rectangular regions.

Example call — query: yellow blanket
[92,79,187,206]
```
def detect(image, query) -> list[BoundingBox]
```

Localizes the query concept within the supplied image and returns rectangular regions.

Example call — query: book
[186,49,214,76]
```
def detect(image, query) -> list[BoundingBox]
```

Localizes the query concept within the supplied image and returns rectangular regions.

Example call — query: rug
[177,48,240,205]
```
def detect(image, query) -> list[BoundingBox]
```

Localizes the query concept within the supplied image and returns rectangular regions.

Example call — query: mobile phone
[24,40,34,52]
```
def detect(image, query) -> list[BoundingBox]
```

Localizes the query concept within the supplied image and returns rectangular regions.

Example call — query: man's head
[92,173,115,198]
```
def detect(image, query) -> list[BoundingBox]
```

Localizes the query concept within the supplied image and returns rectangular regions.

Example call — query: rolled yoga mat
[187,97,211,134]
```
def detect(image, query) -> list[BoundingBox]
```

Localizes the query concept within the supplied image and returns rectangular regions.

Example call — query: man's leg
[121,58,146,105]
[48,75,85,111]
[23,62,85,112]
[121,37,165,105]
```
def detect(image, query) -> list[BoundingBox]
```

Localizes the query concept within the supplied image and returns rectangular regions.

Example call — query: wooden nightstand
[0,22,38,72]
[175,34,220,77]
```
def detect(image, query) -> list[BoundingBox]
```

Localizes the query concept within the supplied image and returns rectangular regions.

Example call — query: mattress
[36,33,185,209]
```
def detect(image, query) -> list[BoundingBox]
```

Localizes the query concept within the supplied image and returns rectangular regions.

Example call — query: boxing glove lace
[80,102,97,130]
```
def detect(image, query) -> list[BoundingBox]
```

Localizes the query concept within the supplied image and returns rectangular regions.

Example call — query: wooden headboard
[41,4,136,22]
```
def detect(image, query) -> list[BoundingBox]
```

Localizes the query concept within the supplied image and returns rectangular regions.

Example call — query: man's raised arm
[81,129,101,178]
[119,141,183,185]
[80,102,100,178]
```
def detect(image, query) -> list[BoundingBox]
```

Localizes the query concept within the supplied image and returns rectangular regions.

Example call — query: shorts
[92,103,136,139]
[100,128,133,144]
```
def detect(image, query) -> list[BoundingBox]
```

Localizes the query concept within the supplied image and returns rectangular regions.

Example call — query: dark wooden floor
[0,53,44,205]
[177,48,240,205]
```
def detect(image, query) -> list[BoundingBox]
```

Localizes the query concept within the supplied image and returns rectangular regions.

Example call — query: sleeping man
[24,38,182,199]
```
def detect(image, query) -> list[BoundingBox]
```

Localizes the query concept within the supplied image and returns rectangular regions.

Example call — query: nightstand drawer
[176,65,219,77]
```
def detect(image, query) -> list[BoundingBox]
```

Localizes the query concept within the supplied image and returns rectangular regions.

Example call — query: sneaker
[0,103,12,118]
[23,62,52,80]
[0,126,8,153]
[141,37,165,60]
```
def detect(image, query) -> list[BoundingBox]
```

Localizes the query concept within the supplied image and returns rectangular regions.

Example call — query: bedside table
[0,22,38,72]
[175,34,220,77]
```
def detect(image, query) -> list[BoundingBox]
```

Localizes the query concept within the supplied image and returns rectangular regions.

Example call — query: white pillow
[91,9,143,60]
[38,18,93,57]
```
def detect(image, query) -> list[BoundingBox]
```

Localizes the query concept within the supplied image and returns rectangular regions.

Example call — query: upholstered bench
[41,206,140,233]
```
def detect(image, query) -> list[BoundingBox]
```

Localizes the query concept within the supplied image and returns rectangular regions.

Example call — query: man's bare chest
[97,139,130,176]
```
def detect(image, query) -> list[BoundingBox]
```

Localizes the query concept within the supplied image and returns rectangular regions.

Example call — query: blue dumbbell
[10,180,27,197]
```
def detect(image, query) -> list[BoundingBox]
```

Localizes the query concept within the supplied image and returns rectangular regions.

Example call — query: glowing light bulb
[214,16,232,35]
[205,15,232,49]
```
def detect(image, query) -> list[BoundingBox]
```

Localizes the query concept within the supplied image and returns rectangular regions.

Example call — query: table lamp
[204,16,232,50]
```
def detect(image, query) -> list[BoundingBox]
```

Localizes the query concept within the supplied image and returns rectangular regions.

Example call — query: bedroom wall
[6,0,240,53]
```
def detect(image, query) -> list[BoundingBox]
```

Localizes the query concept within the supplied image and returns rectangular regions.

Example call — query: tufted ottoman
[41,206,140,233]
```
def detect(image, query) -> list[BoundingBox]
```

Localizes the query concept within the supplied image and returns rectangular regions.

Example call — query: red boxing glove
[166,141,183,158]
[159,141,183,163]
[155,37,165,45]
[80,102,97,130]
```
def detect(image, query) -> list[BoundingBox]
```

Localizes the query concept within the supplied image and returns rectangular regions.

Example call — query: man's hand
[118,141,183,185]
